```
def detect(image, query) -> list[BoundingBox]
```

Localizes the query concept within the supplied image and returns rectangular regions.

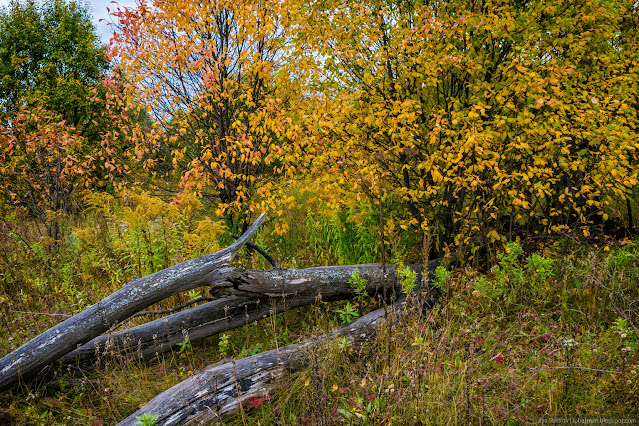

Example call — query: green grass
[0,192,638,424]
[220,241,638,425]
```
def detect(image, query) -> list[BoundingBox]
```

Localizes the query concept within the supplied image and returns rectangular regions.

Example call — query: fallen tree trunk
[61,261,442,371]
[117,298,414,426]
[60,296,271,372]
[117,266,445,425]
[223,262,417,300]
[0,214,267,394]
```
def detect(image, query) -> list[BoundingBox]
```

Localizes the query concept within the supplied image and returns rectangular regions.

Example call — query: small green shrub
[176,336,191,354]
[239,343,263,358]
[496,242,524,286]
[474,276,504,300]
[337,337,352,350]
[432,265,449,291]
[526,253,555,286]
[219,333,231,357]
[135,413,158,426]
[335,301,359,324]
[348,269,369,301]
[187,289,200,300]
[399,266,417,295]
[305,202,380,265]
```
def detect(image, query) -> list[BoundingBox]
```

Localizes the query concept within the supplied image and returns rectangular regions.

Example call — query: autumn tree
[110,0,298,229]
[0,108,97,241]
[292,0,639,260]
[0,0,127,242]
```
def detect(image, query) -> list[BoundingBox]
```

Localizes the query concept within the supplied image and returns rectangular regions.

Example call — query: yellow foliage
[287,0,639,256]
[75,189,227,278]
[110,0,303,224]
[184,217,225,255]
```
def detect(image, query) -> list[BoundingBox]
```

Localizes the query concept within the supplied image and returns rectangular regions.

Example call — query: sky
[84,0,138,44]
[0,0,139,45]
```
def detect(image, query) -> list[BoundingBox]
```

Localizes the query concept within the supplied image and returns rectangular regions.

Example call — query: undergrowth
[0,189,637,424]
[231,240,638,425]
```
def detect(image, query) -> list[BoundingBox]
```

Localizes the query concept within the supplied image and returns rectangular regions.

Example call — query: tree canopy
[0,0,109,140]
[0,0,123,240]
[289,0,639,258]
[99,0,639,252]
[109,0,301,228]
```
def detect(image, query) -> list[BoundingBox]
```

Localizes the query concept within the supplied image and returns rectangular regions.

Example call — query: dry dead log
[224,263,426,300]
[117,298,414,426]
[61,261,442,371]
[117,263,445,425]
[60,296,268,371]
[0,214,267,393]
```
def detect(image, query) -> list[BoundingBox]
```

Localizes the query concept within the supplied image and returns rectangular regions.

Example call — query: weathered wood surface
[61,296,283,370]
[224,262,436,300]
[0,214,267,393]
[117,299,409,426]
[62,260,443,370]
[117,263,446,426]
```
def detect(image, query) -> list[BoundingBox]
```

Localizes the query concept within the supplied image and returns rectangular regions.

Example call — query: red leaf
[247,395,271,409]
